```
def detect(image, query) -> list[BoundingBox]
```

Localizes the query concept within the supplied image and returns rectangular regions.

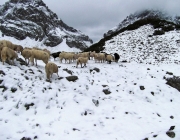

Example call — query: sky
[0,0,180,43]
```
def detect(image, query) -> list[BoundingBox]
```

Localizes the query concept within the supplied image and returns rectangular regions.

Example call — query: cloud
[43,0,180,42]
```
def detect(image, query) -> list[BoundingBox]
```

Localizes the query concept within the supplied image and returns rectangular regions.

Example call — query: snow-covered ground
[104,25,180,64]
[0,54,180,140]
[0,24,180,140]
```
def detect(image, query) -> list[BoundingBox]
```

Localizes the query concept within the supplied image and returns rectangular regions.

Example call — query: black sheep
[51,51,61,60]
[114,53,120,62]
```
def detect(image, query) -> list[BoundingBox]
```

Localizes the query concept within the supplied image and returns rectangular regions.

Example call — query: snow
[0,25,180,140]
[104,25,180,64]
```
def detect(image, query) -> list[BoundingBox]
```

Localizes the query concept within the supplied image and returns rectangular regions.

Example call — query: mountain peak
[0,0,93,50]
[104,9,179,38]
[9,0,43,4]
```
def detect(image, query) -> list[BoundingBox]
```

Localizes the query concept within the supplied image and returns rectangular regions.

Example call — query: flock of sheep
[0,39,120,81]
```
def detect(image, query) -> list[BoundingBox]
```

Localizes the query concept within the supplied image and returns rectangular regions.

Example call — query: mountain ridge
[0,0,93,50]
[85,9,180,64]
[104,9,180,38]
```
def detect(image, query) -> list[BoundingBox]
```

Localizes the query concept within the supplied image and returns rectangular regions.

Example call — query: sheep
[0,40,14,60]
[51,51,61,60]
[21,48,32,65]
[30,49,49,66]
[77,52,90,60]
[76,57,88,68]
[105,54,115,64]
[45,62,59,80]
[33,47,50,59]
[1,47,18,65]
[89,51,96,60]
[114,53,120,62]
[15,45,24,53]
[43,49,51,58]
[0,40,17,51]
[59,51,66,63]
[94,53,106,63]
[59,52,74,63]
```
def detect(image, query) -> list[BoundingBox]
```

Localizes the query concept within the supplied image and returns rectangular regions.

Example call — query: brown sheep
[30,49,49,66]
[59,51,74,63]
[21,48,32,65]
[0,40,17,51]
[45,62,59,80]
[76,57,88,68]
[1,47,18,65]
[77,52,90,60]
[106,54,115,64]
[15,45,24,53]
[43,49,50,56]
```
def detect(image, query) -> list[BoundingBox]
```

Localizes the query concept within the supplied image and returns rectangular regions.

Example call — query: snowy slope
[104,25,180,64]
[0,43,180,140]
[104,9,180,38]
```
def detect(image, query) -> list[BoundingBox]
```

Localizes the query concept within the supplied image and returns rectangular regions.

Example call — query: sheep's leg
[30,57,34,65]
[57,72,59,77]
[27,58,29,65]
[8,57,12,65]
[12,59,15,65]
[46,72,50,80]
[35,59,37,66]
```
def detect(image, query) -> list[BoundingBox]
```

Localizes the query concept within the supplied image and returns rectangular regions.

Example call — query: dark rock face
[0,0,93,50]
[166,76,180,92]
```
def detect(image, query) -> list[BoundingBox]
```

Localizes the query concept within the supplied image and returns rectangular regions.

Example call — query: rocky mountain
[104,9,180,38]
[85,10,180,64]
[0,0,93,50]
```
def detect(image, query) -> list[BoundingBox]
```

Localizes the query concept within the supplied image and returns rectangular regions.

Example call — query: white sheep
[45,62,59,80]
[59,52,74,63]
[1,47,18,65]
[89,51,96,60]
[94,53,106,63]
[76,57,88,68]
[30,49,49,66]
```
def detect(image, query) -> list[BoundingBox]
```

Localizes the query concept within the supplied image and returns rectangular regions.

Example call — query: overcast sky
[0,0,180,43]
